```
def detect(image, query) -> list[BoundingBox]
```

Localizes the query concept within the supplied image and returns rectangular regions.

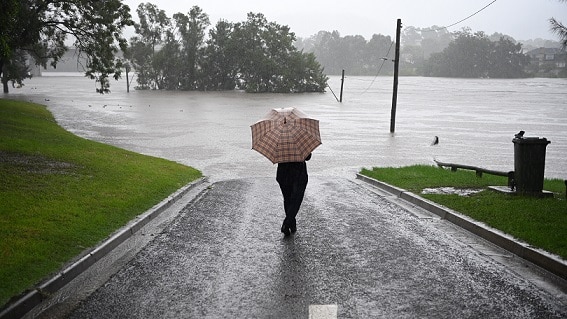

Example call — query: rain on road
[65,177,566,318]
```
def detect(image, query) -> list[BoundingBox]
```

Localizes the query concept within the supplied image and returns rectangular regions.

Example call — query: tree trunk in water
[1,61,8,94]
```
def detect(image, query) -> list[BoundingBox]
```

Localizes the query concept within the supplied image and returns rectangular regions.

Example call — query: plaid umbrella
[251,107,321,164]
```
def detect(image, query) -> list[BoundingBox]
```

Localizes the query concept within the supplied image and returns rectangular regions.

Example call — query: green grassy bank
[0,99,202,307]
[361,165,566,260]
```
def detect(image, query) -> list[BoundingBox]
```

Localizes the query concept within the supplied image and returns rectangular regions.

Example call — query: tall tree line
[295,27,456,76]
[296,31,395,76]
[127,3,328,93]
[298,27,550,78]
[424,29,530,78]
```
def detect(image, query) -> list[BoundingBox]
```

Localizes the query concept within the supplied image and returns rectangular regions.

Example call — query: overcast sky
[122,0,567,41]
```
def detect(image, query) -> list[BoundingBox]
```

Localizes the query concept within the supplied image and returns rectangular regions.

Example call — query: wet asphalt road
[64,177,565,318]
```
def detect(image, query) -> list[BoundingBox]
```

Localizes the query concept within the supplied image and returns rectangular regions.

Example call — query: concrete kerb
[355,173,567,282]
[0,177,207,319]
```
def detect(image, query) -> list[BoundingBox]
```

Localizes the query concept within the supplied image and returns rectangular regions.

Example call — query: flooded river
[6,74,567,182]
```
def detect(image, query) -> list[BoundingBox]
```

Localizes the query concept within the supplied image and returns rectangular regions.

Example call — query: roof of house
[526,47,566,56]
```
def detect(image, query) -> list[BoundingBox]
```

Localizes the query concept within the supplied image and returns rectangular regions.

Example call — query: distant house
[525,47,567,77]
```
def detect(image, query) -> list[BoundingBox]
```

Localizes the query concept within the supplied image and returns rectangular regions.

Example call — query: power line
[423,0,498,33]
[360,40,395,94]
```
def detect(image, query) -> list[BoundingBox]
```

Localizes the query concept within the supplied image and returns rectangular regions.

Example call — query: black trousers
[276,161,308,225]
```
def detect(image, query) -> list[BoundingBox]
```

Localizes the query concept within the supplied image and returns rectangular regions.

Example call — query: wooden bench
[434,159,515,190]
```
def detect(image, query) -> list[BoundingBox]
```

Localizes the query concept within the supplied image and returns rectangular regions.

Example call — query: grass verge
[0,99,202,307]
[360,165,566,260]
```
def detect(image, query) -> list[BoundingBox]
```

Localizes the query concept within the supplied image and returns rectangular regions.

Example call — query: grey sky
[123,0,567,41]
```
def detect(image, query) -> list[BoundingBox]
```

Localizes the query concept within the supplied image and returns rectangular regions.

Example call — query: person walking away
[276,153,311,236]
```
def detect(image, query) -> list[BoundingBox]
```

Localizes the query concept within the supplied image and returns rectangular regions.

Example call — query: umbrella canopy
[251,107,321,164]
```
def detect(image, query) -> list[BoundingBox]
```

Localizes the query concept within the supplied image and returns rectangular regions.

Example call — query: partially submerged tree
[1,49,30,89]
[0,0,133,93]
[173,6,210,90]
[128,2,170,90]
[129,7,328,93]
[200,20,239,90]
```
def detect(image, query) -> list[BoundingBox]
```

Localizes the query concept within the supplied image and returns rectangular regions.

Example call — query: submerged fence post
[340,70,345,102]
[390,19,401,133]
[126,65,130,93]
[125,62,133,93]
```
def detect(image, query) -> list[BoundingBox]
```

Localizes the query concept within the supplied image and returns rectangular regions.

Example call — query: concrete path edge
[355,173,567,281]
[0,177,208,319]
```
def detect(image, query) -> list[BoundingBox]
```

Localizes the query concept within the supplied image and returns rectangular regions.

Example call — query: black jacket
[276,154,311,186]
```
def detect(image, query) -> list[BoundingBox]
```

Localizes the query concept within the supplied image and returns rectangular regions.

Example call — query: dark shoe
[290,220,297,233]
[281,221,291,236]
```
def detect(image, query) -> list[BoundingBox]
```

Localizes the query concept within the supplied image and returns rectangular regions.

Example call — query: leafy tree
[424,29,528,78]
[299,31,394,76]
[423,49,450,77]
[125,36,153,90]
[1,49,31,89]
[366,34,395,73]
[129,2,170,90]
[153,30,181,90]
[487,37,529,78]
[402,26,453,59]
[290,51,328,93]
[421,28,454,58]
[173,6,210,90]
[231,13,271,92]
[401,45,425,76]
[200,20,239,90]
[300,31,342,75]
[256,15,303,92]
[340,35,368,74]
[401,26,422,47]
[446,30,492,77]
[488,32,516,43]
[231,13,327,93]
[550,0,567,48]
[0,0,133,93]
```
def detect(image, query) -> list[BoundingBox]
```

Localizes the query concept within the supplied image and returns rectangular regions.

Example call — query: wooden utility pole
[125,63,131,93]
[339,69,345,102]
[390,19,402,133]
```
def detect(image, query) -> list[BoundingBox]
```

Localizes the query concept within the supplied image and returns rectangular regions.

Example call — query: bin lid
[512,137,551,145]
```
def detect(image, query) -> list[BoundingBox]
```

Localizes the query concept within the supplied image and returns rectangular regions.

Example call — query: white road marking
[309,304,338,319]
